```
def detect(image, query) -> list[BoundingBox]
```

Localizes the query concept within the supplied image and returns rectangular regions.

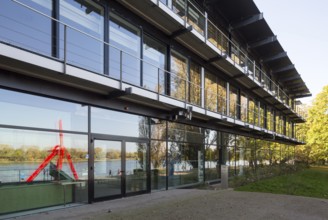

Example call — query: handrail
[1,0,303,142]
[159,0,296,109]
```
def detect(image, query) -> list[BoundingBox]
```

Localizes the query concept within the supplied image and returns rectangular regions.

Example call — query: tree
[306,85,328,164]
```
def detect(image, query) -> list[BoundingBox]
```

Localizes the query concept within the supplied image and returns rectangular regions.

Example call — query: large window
[170,51,188,101]
[60,0,104,73]
[91,107,149,138]
[109,14,141,85]
[143,35,166,92]
[189,62,201,106]
[167,122,204,187]
[240,92,248,122]
[204,130,219,181]
[205,71,217,112]
[0,0,52,56]
[229,85,238,118]
[0,89,88,132]
[218,80,227,114]
[0,128,88,214]
[0,89,89,215]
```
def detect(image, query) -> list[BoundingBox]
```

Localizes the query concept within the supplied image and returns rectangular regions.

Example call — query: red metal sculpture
[26,120,79,182]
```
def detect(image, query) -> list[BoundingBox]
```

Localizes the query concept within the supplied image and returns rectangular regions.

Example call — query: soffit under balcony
[209,0,311,98]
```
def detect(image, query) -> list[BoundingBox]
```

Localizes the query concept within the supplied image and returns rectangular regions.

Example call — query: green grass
[235,166,328,199]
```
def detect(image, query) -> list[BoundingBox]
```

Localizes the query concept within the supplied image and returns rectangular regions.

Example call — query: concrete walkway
[9,189,328,220]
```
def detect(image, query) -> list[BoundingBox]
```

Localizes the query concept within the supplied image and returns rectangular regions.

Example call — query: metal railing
[158,0,297,110]
[0,0,304,142]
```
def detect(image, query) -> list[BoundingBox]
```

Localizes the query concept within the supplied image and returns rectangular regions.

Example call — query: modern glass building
[0,0,311,215]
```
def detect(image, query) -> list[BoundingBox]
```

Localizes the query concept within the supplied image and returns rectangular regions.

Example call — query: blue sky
[253,0,328,104]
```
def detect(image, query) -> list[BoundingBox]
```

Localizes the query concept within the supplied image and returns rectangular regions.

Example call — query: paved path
[11,189,328,220]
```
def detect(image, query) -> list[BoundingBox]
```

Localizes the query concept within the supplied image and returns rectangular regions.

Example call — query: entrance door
[92,137,149,201]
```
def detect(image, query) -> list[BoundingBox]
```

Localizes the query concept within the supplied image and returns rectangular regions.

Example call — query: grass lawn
[235,166,328,199]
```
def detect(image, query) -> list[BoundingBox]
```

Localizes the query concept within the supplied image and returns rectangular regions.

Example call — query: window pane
[143,36,166,92]
[91,107,149,138]
[0,89,88,132]
[109,15,140,85]
[229,85,238,118]
[218,80,227,114]
[151,141,166,190]
[0,0,52,56]
[168,142,203,187]
[171,51,187,101]
[205,71,217,112]
[60,0,104,73]
[189,62,201,106]
[0,128,88,214]
[205,145,219,181]
[168,122,204,143]
[240,92,248,122]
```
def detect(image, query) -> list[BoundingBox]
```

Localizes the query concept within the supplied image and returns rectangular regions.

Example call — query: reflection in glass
[0,0,52,56]
[143,35,166,92]
[240,92,248,122]
[205,71,217,112]
[229,85,238,118]
[168,122,204,143]
[171,51,188,101]
[189,62,201,106]
[0,128,88,214]
[91,107,149,138]
[168,142,203,187]
[125,142,147,193]
[109,15,140,85]
[151,141,166,190]
[94,140,121,198]
[151,119,166,140]
[60,0,104,73]
[218,80,227,114]
[204,129,220,182]
[0,89,88,132]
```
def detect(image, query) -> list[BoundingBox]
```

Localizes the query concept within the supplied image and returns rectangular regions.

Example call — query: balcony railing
[157,0,295,110]
[0,0,301,142]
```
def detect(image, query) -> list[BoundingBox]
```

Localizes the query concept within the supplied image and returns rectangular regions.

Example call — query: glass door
[92,138,149,201]
[93,140,122,199]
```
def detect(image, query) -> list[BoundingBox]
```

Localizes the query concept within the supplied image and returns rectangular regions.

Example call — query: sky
[253,0,328,104]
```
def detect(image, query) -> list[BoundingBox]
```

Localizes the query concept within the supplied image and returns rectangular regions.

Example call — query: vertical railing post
[157,68,160,101]
[120,50,123,90]
[184,77,187,108]
[204,12,208,41]
[184,0,188,26]
[64,25,67,74]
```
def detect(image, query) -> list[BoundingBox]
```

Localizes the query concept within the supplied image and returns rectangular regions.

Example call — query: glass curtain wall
[0,89,88,215]
[167,122,204,187]
[150,119,167,191]
[109,14,141,85]
[204,129,219,181]
[60,0,104,73]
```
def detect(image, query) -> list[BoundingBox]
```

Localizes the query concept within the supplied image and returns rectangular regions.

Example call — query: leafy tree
[306,85,328,164]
